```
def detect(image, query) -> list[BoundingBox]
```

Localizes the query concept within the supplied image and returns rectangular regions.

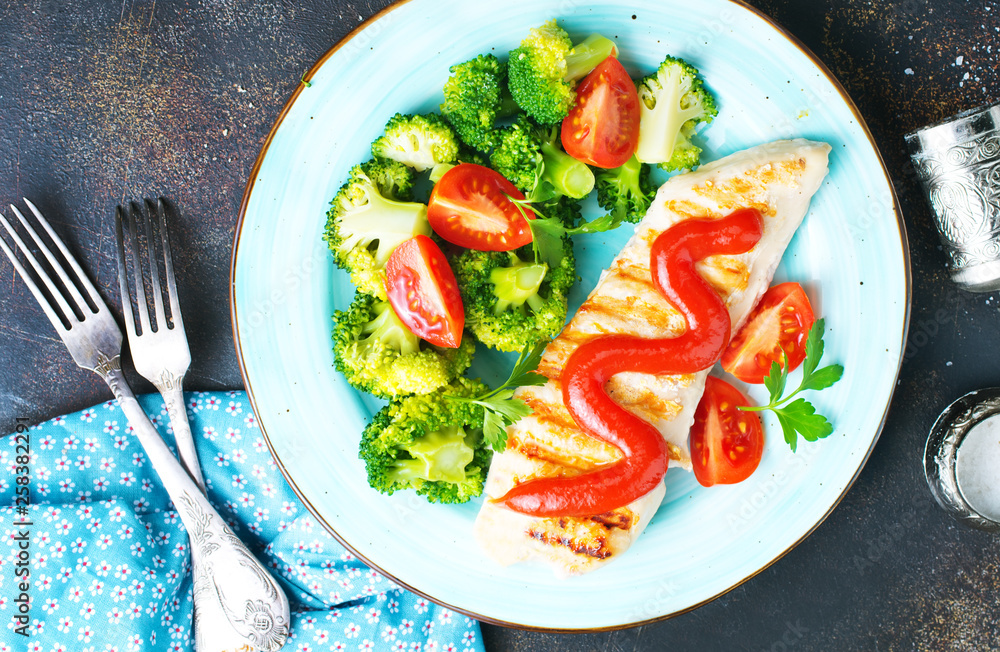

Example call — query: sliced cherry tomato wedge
[721,282,816,384]
[560,55,641,169]
[384,235,465,348]
[690,376,764,487]
[427,163,534,251]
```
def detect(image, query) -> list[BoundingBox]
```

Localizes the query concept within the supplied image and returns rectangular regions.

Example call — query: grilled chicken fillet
[474,139,833,575]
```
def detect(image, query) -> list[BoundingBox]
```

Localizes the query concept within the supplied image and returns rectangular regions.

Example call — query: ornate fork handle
[99,361,290,651]
[153,370,207,491]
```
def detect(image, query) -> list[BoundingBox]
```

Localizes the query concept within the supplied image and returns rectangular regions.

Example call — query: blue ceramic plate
[232,0,910,630]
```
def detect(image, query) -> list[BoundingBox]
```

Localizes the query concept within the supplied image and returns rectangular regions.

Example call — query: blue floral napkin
[0,391,486,652]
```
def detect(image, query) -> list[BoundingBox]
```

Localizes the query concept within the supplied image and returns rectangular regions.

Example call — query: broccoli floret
[440,54,518,153]
[451,234,575,352]
[371,113,461,172]
[456,147,490,168]
[333,292,475,398]
[594,154,657,224]
[323,160,430,299]
[359,377,492,503]
[490,114,594,201]
[507,20,618,125]
[634,55,718,172]
[363,157,416,200]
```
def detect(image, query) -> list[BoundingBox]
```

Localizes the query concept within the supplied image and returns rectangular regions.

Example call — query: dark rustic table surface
[2,1,1000,650]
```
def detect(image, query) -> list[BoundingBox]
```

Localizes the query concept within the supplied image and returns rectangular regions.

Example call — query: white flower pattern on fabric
[0,392,483,651]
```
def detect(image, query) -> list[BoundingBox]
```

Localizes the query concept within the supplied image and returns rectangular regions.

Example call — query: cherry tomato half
[384,235,465,349]
[721,282,816,384]
[427,163,534,251]
[690,376,764,487]
[560,55,641,169]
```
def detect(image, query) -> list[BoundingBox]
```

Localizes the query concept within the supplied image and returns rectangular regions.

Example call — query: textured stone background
[2,1,1000,650]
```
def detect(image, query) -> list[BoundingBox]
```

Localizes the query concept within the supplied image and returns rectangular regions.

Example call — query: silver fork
[114,199,205,492]
[0,199,289,652]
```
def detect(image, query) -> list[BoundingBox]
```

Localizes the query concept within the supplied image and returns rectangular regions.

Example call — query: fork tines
[0,199,104,334]
[0,199,122,372]
[115,199,183,339]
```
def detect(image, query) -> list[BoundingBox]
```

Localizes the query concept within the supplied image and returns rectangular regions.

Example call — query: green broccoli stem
[362,301,422,356]
[490,256,548,315]
[498,90,521,118]
[538,140,595,199]
[611,153,644,196]
[336,183,430,266]
[597,154,644,221]
[429,162,456,184]
[388,425,475,485]
[564,34,618,81]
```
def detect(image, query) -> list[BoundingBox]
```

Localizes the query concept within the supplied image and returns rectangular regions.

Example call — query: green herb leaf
[776,398,834,443]
[527,212,623,266]
[572,212,622,234]
[799,364,844,392]
[775,411,799,453]
[738,315,841,451]
[507,191,623,267]
[477,389,523,417]
[481,410,508,450]
[446,341,548,452]
[507,341,548,389]
[476,390,533,451]
[530,227,565,268]
[802,318,826,377]
[763,357,786,403]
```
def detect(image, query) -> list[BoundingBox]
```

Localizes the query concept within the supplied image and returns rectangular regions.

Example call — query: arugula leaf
[568,212,623,234]
[529,212,623,239]
[446,341,548,452]
[740,318,842,451]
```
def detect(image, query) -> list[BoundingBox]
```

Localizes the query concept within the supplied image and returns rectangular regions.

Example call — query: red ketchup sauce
[497,208,764,517]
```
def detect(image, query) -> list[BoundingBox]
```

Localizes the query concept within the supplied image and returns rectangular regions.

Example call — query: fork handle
[155,379,207,493]
[99,363,290,652]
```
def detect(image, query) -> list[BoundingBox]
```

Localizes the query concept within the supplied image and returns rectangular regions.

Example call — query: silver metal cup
[906,103,1000,292]
[925,387,1000,532]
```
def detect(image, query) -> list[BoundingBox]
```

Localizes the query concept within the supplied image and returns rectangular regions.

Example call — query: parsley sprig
[447,341,548,451]
[738,318,844,452]
[507,196,622,267]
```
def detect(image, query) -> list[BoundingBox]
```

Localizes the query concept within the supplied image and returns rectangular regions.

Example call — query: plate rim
[229,0,913,632]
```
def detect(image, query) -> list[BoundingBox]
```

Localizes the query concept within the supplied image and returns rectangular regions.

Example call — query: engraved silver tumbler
[906,103,1000,292]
